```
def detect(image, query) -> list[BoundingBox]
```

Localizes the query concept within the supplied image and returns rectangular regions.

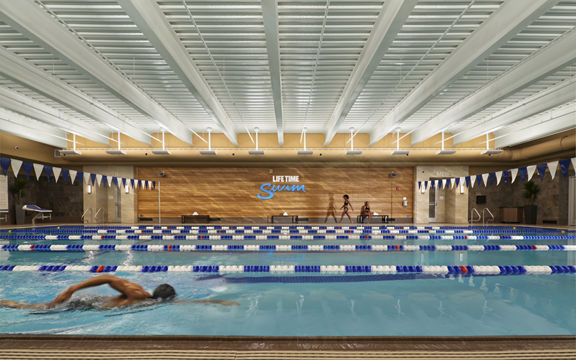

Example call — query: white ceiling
[0,0,574,150]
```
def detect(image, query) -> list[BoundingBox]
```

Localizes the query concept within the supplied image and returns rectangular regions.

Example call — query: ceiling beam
[0,0,194,145]
[261,0,284,146]
[118,0,238,145]
[0,86,110,145]
[370,0,558,145]
[323,0,417,145]
[453,78,576,144]
[411,27,576,145]
[0,47,151,145]
[494,108,576,148]
[0,108,68,148]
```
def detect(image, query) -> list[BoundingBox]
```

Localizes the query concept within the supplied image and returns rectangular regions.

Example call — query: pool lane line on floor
[1,243,574,253]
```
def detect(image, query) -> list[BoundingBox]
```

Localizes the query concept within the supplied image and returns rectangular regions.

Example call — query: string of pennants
[418,157,576,192]
[0,157,156,191]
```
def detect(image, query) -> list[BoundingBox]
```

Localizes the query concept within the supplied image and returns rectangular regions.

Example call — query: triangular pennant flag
[53,167,61,183]
[61,169,69,184]
[547,161,558,180]
[481,173,489,187]
[139,180,143,189]
[526,165,536,181]
[90,173,97,185]
[106,175,113,188]
[448,178,453,189]
[0,158,10,175]
[84,172,91,185]
[536,163,547,180]
[441,179,447,189]
[95,174,102,187]
[502,170,509,184]
[424,181,428,191]
[112,177,118,187]
[152,181,156,190]
[518,167,527,182]
[122,178,127,188]
[11,159,22,177]
[456,177,461,187]
[471,175,476,188]
[33,163,44,181]
[465,176,470,187]
[510,168,518,183]
[44,166,53,181]
[74,171,81,185]
[430,180,435,188]
[130,179,135,189]
[495,171,502,186]
[22,162,33,180]
[559,159,571,176]
[102,175,108,187]
[572,157,576,172]
[418,181,421,190]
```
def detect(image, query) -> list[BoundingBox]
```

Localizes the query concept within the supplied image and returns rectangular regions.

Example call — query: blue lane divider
[1,244,574,253]
[1,264,575,275]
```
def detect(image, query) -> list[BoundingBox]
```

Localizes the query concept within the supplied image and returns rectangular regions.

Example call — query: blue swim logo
[257,183,307,200]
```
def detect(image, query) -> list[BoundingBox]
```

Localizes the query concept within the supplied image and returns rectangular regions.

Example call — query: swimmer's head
[343,194,349,200]
[151,284,176,301]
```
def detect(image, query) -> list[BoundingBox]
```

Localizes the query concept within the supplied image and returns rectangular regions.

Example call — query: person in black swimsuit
[339,194,353,223]
[360,201,372,223]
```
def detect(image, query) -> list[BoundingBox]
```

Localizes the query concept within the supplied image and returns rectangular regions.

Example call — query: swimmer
[0,274,239,310]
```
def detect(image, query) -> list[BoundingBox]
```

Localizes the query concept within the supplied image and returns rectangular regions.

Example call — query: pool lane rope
[1,244,574,253]
[0,264,574,275]
[1,234,574,241]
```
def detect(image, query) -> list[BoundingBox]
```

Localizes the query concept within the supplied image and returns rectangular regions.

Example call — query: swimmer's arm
[47,275,146,308]
[174,299,239,306]
[0,300,47,309]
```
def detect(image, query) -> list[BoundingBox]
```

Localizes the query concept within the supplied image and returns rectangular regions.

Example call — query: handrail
[482,208,495,226]
[81,208,92,222]
[470,208,481,224]
[94,208,104,223]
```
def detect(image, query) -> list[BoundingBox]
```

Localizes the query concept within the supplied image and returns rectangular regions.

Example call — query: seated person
[0,274,238,310]
[360,201,372,223]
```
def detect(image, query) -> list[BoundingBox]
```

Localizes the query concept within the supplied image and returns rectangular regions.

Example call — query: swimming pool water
[0,225,574,336]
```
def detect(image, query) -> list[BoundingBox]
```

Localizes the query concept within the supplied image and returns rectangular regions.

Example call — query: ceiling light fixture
[436,131,456,155]
[59,133,82,155]
[298,127,313,155]
[152,130,171,155]
[391,129,409,156]
[481,133,503,155]
[249,127,264,155]
[346,127,362,155]
[200,127,216,155]
[106,132,126,155]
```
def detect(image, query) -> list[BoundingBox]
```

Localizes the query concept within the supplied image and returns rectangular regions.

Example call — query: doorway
[569,176,576,226]
[428,185,438,222]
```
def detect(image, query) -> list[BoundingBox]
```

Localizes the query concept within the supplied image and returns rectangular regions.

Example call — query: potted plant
[523,180,540,225]
[9,177,27,225]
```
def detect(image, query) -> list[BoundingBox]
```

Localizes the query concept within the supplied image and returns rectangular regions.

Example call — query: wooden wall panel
[137,167,414,220]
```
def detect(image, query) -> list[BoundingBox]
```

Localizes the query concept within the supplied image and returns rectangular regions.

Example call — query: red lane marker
[30,245,35,250]
[96,266,104,273]
[531,245,537,249]
[459,265,468,274]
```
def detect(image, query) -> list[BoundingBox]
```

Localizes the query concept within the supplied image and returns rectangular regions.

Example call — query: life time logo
[257,175,307,200]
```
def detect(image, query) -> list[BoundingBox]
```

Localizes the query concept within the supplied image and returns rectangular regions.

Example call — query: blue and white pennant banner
[0,157,155,191]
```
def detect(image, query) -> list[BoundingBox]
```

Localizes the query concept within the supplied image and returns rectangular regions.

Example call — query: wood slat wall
[137,167,414,219]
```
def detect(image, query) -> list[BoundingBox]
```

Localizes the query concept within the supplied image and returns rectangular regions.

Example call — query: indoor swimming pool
[0,225,574,336]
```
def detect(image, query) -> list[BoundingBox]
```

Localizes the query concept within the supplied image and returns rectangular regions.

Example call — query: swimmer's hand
[47,287,75,309]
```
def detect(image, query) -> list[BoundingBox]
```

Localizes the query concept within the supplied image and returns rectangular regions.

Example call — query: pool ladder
[470,208,495,226]
[81,207,104,224]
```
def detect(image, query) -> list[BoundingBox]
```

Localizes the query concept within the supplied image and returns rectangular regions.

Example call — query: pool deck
[0,335,574,359]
